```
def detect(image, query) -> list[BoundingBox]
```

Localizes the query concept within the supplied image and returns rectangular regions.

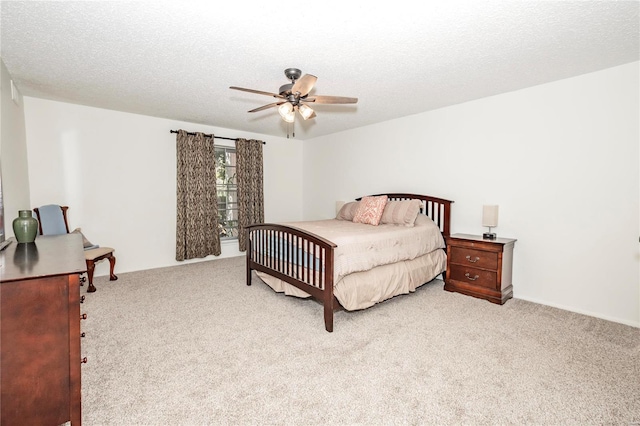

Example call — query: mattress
[278,214,444,283]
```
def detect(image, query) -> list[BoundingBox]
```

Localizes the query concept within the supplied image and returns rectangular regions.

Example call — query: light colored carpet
[81,256,639,425]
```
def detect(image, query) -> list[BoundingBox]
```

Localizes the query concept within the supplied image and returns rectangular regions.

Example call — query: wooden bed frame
[245,193,453,332]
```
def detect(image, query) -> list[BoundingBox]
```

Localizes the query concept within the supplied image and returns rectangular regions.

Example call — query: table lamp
[482,205,498,239]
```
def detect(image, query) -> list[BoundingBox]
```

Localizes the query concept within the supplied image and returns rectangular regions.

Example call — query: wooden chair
[34,205,117,292]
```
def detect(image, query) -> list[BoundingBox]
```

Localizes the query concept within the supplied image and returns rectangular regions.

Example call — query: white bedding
[279,214,444,283]
[255,214,447,310]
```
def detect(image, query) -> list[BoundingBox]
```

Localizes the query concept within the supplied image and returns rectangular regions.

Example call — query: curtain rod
[169,130,266,144]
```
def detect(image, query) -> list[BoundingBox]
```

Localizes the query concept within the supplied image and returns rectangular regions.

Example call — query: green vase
[12,210,38,243]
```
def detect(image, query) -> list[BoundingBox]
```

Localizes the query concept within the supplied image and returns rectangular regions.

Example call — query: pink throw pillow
[353,195,388,226]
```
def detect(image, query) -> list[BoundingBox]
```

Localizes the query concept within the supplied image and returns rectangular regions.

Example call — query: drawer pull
[80,295,85,304]
[465,273,480,281]
[81,332,86,338]
[465,255,480,263]
[81,357,88,364]
[80,313,87,320]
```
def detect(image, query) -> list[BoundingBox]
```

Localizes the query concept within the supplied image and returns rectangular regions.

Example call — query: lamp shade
[298,104,316,120]
[482,205,499,227]
[278,102,295,123]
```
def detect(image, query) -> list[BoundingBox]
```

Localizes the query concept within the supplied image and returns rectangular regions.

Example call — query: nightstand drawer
[449,247,498,270]
[449,266,497,289]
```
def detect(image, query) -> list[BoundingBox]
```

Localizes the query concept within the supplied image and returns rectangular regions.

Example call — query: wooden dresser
[1,233,87,426]
[444,233,516,304]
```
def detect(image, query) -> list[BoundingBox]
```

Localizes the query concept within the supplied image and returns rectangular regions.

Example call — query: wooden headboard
[356,193,454,237]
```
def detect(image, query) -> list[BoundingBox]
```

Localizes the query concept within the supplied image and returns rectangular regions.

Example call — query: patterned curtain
[236,138,264,251]
[175,130,221,260]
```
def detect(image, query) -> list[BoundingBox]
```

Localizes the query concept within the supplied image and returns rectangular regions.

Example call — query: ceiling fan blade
[304,95,358,104]
[291,74,317,97]
[230,86,284,99]
[248,102,285,113]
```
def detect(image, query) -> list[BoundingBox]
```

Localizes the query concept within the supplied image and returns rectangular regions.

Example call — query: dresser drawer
[449,265,498,289]
[449,247,498,270]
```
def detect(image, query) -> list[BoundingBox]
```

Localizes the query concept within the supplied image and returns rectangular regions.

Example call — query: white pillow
[380,199,422,227]
[336,201,360,221]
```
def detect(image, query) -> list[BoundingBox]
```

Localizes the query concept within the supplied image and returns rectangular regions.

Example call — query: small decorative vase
[12,210,38,243]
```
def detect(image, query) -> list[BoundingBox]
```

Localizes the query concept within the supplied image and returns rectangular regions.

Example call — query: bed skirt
[256,248,446,311]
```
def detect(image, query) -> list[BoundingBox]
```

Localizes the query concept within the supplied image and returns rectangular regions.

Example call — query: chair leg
[86,259,97,293]
[108,254,118,281]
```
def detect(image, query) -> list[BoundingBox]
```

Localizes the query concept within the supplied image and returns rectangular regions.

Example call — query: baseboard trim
[514,295,639,328]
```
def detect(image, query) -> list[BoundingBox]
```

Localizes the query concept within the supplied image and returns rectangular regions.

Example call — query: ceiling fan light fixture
[231,68,358,134]
[298,103,316,120]
[278,102,295,123]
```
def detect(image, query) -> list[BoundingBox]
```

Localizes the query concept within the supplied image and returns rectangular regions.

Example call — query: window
[215,146,238,240]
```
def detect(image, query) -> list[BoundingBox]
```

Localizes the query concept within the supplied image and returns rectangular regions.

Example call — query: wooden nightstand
[444,234,516,304]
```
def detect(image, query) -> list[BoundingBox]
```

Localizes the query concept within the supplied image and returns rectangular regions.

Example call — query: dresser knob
[465,255,480,263]
[81,357,88,364]
[80,295,85,304]
[465,273,480,281]
[81,332,86,338]
[80,313,87,320]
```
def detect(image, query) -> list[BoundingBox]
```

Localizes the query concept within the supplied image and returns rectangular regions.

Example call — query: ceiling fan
[230,68,358,126]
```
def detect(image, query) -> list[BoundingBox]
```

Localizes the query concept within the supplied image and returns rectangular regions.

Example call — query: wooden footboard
[245,193,453,332]
[246,223,338,331]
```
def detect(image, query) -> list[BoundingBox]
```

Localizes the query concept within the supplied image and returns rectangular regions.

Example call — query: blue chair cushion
[37,204,68,235]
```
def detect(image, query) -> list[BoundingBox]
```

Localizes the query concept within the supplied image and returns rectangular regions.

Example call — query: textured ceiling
[1,1,638,140]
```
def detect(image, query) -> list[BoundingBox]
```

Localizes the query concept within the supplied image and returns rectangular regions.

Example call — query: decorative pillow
[336,201,360,221]
[380,199,422,227]
[352,195,388,226]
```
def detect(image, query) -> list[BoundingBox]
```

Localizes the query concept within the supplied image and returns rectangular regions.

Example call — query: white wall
[303,62,640,327]
[0,58,30,237]
[24,99,303,276]
[21,62,639,327]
